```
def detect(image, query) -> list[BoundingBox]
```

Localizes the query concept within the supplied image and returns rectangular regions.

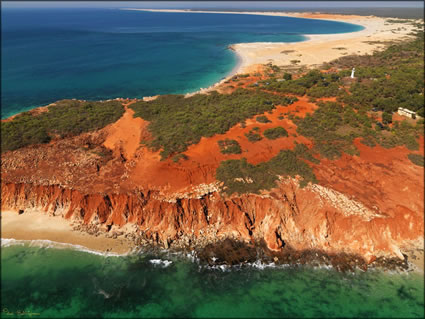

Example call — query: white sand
[1,209,133,254]
[125,9,420,75]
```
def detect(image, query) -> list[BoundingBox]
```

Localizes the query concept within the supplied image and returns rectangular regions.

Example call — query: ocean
[1,241,424,318]
[1,8,363,119]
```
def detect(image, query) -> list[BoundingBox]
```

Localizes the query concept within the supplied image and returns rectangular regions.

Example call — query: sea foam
[149,259,173,268]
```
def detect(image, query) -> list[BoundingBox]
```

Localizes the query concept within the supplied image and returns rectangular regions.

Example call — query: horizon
[3,1,424,9]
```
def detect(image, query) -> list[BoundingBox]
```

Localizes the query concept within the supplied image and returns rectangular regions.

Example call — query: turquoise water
[1,242,424,318]
[1,8,363,119]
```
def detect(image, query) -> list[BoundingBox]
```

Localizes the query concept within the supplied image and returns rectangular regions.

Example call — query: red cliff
[1,105,423,264]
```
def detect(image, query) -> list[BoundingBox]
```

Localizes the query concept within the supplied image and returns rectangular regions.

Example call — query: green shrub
[216,150,317,195]
[313,141,343,160]
[307,82,339,98]
[263,127,289,140]
[382,112,393,124]
[256,115,271,123]
[172,154,189,163]
[294,143,320,164]
[1,100,124,152]
[131,89,294,159]
[283,73,292,81]
[218,139,242,154]
[360,137,377,147]
[408,153,424,166]
[245,130,263,142]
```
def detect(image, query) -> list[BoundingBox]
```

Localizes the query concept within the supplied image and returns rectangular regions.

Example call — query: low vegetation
[408,153,424,167]
[131,89,295,159]
[259,69,341,98]
[263,127,289,140]
[295,101,422,159]
[262,27,424,119]
[256,115,271,123]
[218,139,242,154]
[294,143,320,164]
[172,154,188,163]
[295,102,362,159]
[216,150,317,195]
[245,129,262,142]
[1,100,124,152]
[333,27,424,117]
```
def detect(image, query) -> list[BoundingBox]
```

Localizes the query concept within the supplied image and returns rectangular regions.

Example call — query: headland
[1,11,424,273]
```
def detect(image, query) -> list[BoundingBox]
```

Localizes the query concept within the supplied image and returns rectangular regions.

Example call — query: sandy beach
[2,208,423,272]
[126,9,420,76]
[1,210,134,255]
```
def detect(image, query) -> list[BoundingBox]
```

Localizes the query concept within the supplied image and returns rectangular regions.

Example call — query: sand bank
[1,210,133,255]
[126,9,420,76]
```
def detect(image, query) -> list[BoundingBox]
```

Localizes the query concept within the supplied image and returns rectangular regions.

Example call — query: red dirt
[124,96,316,193]
[1,84,423,262]
[103,103,146,160]
[313,137,424,215]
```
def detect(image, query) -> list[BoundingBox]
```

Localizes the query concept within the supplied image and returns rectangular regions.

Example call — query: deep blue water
[1,8,363,118]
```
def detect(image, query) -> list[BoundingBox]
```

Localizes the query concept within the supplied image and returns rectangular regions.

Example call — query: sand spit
[126,9,420,76]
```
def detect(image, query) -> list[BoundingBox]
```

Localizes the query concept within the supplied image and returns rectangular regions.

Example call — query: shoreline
[1,10,423,273]
[126,9,419,86]
[1,209,423,273]
[1,210,134,255]
[2,10,420,120]
[184,45,244,97]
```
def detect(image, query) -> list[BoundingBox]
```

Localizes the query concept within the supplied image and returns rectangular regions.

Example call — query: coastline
[1,209,424,273]
[126,8,419,96]
[1,210,134,255]
[184,46,244,98]
[2,10,420,119]
[1,10,423,274]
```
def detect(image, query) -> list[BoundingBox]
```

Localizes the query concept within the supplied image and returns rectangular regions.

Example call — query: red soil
[123,96,316,193]
[1,84,423,261]
[103,103,146,160]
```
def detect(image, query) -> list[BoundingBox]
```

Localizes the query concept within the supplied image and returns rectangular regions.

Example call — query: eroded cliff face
[1,105,423,264]
[2,176,422,263]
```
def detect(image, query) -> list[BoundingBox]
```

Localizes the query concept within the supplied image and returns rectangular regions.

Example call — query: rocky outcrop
[2,177,423,264]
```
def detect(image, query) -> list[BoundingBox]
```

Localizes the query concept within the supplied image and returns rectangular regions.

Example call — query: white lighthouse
[350,67,355,79]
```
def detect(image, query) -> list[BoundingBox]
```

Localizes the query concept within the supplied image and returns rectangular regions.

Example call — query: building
[397,107,416,119]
